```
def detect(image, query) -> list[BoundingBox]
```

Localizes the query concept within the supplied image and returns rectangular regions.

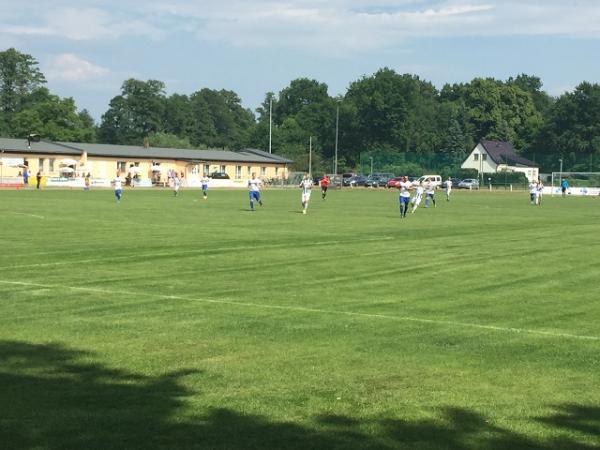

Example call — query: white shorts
[302,192,311,202]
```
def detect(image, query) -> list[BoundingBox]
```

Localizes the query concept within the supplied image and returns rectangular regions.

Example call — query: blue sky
[1,0,599,121]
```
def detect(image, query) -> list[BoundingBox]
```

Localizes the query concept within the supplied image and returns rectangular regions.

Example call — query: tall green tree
[191,88,254,150]
[98,79,166,144]
[532,82,600,171]
[0,48,46,114]
[441,78,543,152]
[10,88,95,142]
[163,94,195,138]
[344,69,440,162]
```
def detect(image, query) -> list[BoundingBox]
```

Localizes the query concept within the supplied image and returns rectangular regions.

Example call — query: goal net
[550,172,600,196]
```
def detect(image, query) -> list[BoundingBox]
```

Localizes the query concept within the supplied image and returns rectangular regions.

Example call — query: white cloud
[147,0,600,53]
[1,0,600,50]
[0,6,165,41]
[44,54,109,81]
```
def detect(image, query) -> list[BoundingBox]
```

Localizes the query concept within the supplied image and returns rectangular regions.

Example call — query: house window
[38,158,44,170]
[49,158,55,172]
[474,154,479,161]
[220,165,226,173]
[204,164,210,176]
[260,167,266,176]
[482,154,487,161]
[275,167,279,176]
[235,165,242,179]
[247,166,252,177]
[117,161,127,172]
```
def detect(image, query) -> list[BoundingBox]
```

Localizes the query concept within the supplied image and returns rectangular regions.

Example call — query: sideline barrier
[544,186,600,196]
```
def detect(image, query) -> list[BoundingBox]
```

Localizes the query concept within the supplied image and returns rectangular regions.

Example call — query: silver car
[458,178,480,189]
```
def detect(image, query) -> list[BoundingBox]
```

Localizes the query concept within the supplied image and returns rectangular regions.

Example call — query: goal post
[550,172,600,196]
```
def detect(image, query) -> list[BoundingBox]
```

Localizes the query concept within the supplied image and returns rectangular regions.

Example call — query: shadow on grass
[0,340,598,450]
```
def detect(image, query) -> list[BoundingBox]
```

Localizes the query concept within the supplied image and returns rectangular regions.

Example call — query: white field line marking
[0,236,395,271]
[9,211,45,219]
[1,279,599,342]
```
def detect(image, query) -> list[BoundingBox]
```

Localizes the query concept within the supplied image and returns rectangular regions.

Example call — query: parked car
[344,175,367,187]
[458,178,480,189]
[365,172,395,188]
[209,172,230,179]
[413,174,443,188]
[386,177,404,189]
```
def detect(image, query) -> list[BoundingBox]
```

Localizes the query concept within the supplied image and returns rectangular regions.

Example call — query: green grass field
[1,187,599,450]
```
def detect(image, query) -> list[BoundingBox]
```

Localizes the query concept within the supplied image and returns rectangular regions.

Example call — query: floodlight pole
[334,104,339,176]
[559,158,563,181]
[309,136,312,176]
[369,156,373,176]
[268,97,273,154]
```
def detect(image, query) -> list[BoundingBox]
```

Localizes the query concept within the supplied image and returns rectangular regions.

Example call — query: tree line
[2,48,600,174]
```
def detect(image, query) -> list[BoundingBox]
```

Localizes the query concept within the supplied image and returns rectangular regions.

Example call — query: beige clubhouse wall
[1,153,288,185]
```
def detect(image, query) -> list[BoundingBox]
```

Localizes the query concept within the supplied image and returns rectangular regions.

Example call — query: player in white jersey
[398,176,412,218]
[173,175,181,196]
[299,173,313,214]
[411,182,424,213]
[248,173,263,210]
[445,177,452,201]
[536,179,544,205]
[112,171,123,202]
[528,180,538,205]
[201,175,210,199]
[424,179,436,208]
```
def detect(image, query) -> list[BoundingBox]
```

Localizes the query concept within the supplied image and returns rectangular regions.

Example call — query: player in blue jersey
[248,173,263,210]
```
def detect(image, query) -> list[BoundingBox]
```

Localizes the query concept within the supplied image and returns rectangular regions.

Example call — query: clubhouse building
[0,137,292,187]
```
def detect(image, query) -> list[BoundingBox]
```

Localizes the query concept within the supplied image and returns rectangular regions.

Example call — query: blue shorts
[249,191,261,201]
[399,196,411,204]
[202,184,208,191]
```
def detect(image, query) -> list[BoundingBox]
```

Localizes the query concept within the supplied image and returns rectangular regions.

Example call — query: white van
[414,175,442,188]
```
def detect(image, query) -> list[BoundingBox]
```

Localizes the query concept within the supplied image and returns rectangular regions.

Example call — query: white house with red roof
[461,140,539,182]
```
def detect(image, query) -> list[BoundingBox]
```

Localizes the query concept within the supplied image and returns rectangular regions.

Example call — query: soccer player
[411,182,424,213]
[201,175,209,199]
[528,180,538,205]
[113,171,123,202]
[445,177,452,201]
[299,173,313,214]
[561,178,569,197]
[173,174,181,196]
[536,178,544,205]
[248,172,263,210]
[398,176,412,218]
[319,174,330,200]
[424,178,436,208]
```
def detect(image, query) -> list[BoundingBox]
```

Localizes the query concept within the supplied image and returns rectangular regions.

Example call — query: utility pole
[334,104,339,175]
[268,96,273,154]
[309,136,312,176]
